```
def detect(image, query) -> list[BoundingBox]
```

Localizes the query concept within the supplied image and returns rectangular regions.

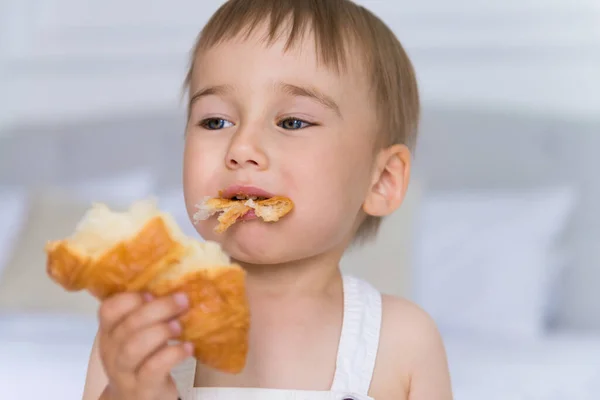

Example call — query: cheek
[287,140,372,232]
[192,220,222,243]
[183,136,223,215]
[299,137,372,198]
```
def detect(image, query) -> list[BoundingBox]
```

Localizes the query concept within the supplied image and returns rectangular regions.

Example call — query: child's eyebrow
[276,82,342,118]
[189,84,235,108]
[188,82,342,118]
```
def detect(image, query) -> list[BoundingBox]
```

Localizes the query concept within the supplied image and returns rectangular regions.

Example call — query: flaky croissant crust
[46,204,250,374]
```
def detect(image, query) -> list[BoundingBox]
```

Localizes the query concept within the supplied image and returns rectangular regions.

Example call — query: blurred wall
[0,0,598,131]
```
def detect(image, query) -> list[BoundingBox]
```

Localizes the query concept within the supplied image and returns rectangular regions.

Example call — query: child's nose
[226,154,263,169]
[225,136,269,171]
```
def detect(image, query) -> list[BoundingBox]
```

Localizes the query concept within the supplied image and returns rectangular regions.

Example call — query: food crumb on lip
[231,194,268,201]
[219,186,276,200]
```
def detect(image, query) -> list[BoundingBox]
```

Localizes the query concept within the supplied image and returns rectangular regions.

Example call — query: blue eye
[200,118,234,130]
[278,118,312,130]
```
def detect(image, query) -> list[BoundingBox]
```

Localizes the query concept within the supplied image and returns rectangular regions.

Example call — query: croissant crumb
[193,195,294,233]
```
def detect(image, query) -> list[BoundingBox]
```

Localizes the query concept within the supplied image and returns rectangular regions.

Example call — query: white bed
[446,334,600,400]
[1,313,600,400]
[0,314,97,399]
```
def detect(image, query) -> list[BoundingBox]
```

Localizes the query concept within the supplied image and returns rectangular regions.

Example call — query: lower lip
[240,209,257,221]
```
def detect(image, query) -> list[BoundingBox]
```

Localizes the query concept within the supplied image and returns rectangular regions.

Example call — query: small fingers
[138,342,194,383]
[117,320,183,371]
[113,293,189,342]
[98,292,145,334]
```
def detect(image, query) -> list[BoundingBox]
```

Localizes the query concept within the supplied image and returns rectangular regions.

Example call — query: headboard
[415,106,600,331]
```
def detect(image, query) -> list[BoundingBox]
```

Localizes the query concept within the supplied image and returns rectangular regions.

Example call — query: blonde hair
[184,0,420,242]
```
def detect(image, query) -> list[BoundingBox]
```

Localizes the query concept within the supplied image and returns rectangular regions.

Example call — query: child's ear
[363,144,411,217]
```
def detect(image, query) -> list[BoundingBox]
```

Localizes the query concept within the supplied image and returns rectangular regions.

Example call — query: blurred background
[0,0,599,398]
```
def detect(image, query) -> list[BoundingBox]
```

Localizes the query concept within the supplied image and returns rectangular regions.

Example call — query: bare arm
[374,296,453,400]
[407,314,453,400]
[82,331,109,400]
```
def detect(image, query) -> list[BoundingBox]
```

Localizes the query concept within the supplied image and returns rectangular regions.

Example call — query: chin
[195,216,346,265]
[196,219,281,264]
[194,219,294,264]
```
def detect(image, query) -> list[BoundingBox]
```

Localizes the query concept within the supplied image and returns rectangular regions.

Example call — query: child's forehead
[189,35,371,106]
[194,15,370,81]
[189,39,371,111]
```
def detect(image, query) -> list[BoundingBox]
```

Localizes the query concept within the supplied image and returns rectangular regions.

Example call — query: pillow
[340,178,423,298]
[0,189,28,278]
[0,170,157,315]
[0,189,100,315]
[412,186,575,340]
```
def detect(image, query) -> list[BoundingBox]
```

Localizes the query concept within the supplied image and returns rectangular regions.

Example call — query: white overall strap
[330,275,382,396]
[172,357,196,399]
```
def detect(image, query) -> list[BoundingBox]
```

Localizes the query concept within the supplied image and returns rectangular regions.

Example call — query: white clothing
[172,275,382,400]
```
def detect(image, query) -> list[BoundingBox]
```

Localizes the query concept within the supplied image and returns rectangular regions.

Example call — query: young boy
[82,1,453,399]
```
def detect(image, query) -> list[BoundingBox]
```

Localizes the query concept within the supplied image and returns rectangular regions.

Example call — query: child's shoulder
[370,295,453,399]
[380,294,443,346]
[379,294,446,364]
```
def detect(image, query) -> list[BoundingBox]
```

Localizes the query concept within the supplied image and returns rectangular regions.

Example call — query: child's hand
[97,291,192,400]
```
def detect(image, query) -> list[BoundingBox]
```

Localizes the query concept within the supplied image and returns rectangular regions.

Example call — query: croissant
[45,199,249,374]
[193,195,294,233]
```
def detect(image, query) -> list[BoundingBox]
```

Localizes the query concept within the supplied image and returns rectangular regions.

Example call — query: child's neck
[235,250,343,298]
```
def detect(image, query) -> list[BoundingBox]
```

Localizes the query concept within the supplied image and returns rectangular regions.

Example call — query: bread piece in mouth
[45,199,250,374]
[193,194,294,233]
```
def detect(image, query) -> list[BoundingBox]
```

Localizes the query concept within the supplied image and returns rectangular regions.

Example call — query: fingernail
[143,293,154,302]
[173,292,189,308]
[183,342,194,355]
[169,320,182,335]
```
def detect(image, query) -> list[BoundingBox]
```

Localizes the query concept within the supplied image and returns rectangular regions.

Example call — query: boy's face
[184,26,380,265]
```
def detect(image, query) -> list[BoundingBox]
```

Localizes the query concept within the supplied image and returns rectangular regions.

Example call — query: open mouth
[193,189,294,232]
[219,185,275,202]
[228,194,270,201]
